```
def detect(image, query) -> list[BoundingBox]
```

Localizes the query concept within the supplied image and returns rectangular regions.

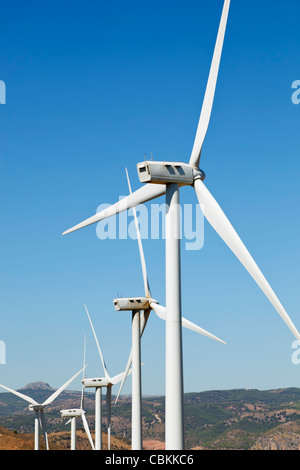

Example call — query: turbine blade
[107,387,112,451]
[194,178,300,340]
[80,386,85,411]
[115,351,132,404]
[62,183,166,236]
[150,303,226,344]
[42,366,86,406]
[81,334,87,410]
[84,305,109,379]
[81,412,95,450]
[181,317,226,344]
[0,384,38,406]
[65,418,72,426]
[39,410,49,451]
[140,309,151,336]
[189,0,231,168]
[114,309,151,403]
[125,168,151,298]
[110,367,132,385]
[82,334,87,377]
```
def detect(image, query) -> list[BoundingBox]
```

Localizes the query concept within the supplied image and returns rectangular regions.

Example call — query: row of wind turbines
[0,304,132,450]
[61,0,300,450]
[0,177,217,451]
[1,0,299,451]
[0,160,219,451]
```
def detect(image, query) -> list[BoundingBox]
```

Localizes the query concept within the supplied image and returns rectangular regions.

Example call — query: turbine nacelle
[82,377,109,388]
[60,408,83,418]
[29,404,44,411]
[113,297,158,312]
[137,161,205,186]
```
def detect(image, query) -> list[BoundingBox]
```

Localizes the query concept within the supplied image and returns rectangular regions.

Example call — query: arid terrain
[2,383,300,450]
[0,426,130,450]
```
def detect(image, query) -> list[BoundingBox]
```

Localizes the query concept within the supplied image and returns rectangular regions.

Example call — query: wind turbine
[60,337,95,450]
[62,0,300,450]
[112,168,226,450]
[82,305,132,450]
[0,366,85,450]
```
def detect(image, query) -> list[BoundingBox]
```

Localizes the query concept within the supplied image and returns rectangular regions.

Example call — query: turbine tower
[62,0,300,450]
[0,367,85,450]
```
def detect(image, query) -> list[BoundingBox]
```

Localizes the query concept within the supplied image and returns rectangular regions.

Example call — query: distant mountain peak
[20,382,54,391]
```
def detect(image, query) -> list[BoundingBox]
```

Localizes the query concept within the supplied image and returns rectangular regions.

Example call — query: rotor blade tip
[62,228,73,236]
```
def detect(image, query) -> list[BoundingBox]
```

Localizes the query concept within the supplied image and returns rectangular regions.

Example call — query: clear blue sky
[0,0,299,396]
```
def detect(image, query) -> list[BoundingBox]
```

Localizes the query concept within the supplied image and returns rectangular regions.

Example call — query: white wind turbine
[60,337,95,450]
[62,0,300,450]
[82,304,132,451]
[0,366,85,450]
[112,168,226,450]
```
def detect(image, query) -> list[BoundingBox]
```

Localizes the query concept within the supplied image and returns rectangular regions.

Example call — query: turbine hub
[193,168,206,182]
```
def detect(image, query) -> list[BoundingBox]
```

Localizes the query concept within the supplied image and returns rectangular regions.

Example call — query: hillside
[0,426,36,450]
[1,384,300,450]
[0,426,130,450]
[0,426,60,450]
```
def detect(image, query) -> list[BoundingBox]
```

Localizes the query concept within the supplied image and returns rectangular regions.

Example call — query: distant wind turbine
[83,305,132,450]
[60,337,95,450]
[0,367,85,450]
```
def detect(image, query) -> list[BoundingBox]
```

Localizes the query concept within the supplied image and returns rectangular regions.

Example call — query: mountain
[1,386,300,449]
[20,382,53,391]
